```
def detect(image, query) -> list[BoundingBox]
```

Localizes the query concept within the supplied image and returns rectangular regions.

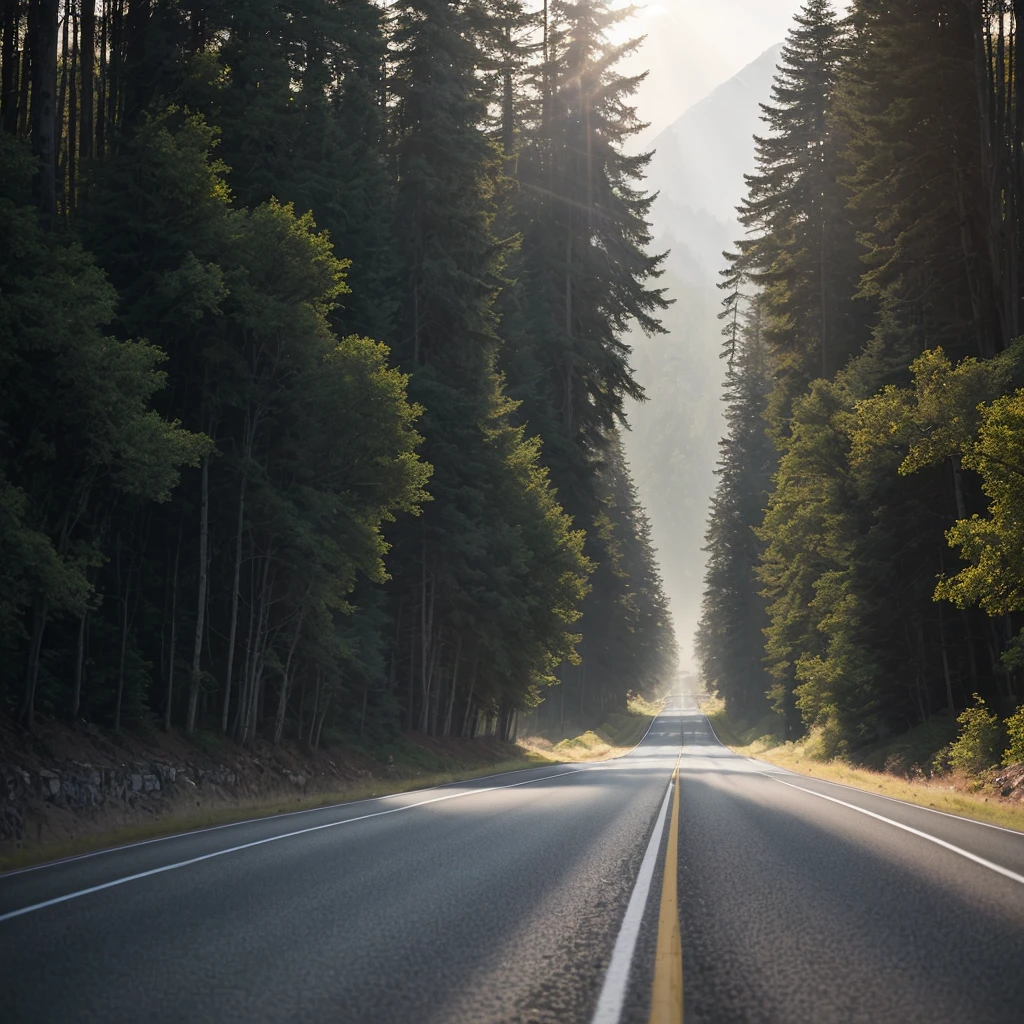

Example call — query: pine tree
[506,0,675,713]
[0,133,206,726]
[842,0,999,363]
[730,0,863,434]
[696,298,776,725]
[386,0,591,737]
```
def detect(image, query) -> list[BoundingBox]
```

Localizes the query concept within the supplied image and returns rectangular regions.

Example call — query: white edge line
[1,758,587,880]
[762,773,1024,887]
[590,777,674,1024]
[761,767,1024,838]
[582,705,666,767]
[5,707,671,881]
[699,712,1024,838]
[0,767,588,923]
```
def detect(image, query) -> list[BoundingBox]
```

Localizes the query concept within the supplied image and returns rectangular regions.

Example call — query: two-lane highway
[0,715,681,1024]
[2,698,1023,1023]
[672,709,1024,1023]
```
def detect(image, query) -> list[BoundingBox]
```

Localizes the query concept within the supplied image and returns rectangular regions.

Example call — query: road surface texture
[2,696,1023,1023]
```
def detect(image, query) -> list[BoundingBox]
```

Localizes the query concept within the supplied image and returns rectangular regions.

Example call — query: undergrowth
[700,695,1024,832]
[520,692,661,763]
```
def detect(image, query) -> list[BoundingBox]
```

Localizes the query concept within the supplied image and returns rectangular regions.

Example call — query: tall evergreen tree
[696,298,776,725]
[0,0,677,743]
[730,0,864,435]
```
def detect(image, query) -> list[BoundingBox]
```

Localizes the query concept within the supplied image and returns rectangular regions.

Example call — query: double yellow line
[648,755,683,1024]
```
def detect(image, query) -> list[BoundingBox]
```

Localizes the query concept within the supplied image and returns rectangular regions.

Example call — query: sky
[616,1,835,146]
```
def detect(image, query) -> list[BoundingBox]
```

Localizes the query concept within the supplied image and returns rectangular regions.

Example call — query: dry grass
[699,698,1024,832]
[0,753,554,874]
[520,697,661,763]
[750,744,1024,832]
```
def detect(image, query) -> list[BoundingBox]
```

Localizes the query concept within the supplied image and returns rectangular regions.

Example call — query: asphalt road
[2,697,1023,1023]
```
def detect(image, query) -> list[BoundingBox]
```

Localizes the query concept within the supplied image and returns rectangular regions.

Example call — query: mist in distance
[620,6,801,670]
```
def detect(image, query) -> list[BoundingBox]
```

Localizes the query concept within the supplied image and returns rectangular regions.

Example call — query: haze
[621,1,817,145]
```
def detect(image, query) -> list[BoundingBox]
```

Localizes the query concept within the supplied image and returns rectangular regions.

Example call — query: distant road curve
[2,697,1023,1023]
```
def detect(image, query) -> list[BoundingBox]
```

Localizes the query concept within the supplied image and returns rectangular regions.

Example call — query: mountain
[647,43,785,242]
[626,45,783,668]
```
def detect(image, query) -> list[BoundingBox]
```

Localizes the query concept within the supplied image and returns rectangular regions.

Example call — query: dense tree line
[0,0,676,745]
[698,0,1024,754]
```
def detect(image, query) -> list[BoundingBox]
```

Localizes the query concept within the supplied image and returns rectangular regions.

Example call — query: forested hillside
[0,0,677,748]
[698,0,1024,758]
[626,45,780,667]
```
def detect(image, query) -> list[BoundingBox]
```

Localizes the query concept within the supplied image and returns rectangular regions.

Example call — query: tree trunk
[417,532,434,733]
[164,531,180,731]
[936,607,955,716]
[243,556,273,746]
[407,618,415,731]
[18,600,48,729]
[461,660,477,738]
[312,692,331,752]
[950,455,968,519]
[272,608,305,747]
[80,0,94,159]
[443,635,461,736]
[96,0,105,155]
[15,2,28,134]
[426,635,440,736]
[56,2,68,196]
[221,473,246,733]
[71,611,86,718]
[234,544,256,740]
[29,0,58,224]
[1,0,20,134]
[308,668,321,747]
[419,529,431,731]
[120,0,149,130]
[186,454,210,737]
[113,581,129,733]
[67,5,78,207]
[106,0,122,148]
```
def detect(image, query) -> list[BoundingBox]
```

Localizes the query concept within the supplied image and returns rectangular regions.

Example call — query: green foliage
[858,715,958,778]
[731,0,864,428]
[947,696,1004,776]
[1004,706,1024,766]
[700,0,1024,764]
[0,0,672,746]
[934,390,1024,616]
[0,133,207,723]
[696,299,776,724]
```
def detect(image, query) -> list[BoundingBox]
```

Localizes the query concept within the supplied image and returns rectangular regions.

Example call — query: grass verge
[702,697,1024,833]
[520,694,661,763]
[0,752,554,874]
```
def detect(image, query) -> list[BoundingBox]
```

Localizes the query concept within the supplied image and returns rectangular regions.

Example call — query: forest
[0,0,678,747]
[698,0,1024,764]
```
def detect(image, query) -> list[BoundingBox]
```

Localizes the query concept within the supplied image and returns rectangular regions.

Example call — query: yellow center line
[648,755,683,1024]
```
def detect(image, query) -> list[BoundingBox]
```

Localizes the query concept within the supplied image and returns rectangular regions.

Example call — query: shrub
[801,708,847,761]
[931,743,954,777]
[948,695,1004,775]
[862,715,958,778]
[1004,705,1024,766]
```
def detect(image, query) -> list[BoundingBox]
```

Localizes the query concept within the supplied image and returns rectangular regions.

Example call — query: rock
[995,762,1024,797]
[37,770,61,798]
[130,773,143,793]
[142,774,160,793]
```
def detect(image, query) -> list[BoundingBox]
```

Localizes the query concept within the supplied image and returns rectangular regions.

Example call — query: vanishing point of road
[2,695,1024,1023]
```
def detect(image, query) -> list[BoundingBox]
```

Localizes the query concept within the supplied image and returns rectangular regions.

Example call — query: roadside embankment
[520,694,662,762]
[0,718,552,872]
[701,696,1024,832]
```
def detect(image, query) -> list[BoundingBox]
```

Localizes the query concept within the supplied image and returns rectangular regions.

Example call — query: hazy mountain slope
[626,45,783,668]
[647,43,784,228]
